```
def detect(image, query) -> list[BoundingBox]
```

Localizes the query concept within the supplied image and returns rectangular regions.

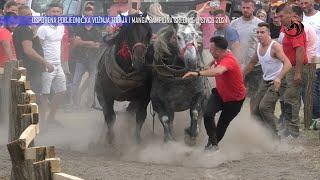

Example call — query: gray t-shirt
[230,16,262,69]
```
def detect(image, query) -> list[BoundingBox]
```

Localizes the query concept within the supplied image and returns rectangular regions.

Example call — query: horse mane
[114,13,152,53]
[154,25,177,60]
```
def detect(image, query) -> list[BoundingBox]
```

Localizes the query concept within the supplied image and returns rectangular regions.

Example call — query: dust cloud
[30,100,290,168]
[0,121,8,145]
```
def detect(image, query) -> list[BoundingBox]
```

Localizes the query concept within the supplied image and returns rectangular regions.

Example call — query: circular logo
[284,21,304,38]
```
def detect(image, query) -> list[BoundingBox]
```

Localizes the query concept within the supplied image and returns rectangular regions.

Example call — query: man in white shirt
[244,22,292,138]
[230,0,263,97]
[37,3,65,125]
[301,0,320,59]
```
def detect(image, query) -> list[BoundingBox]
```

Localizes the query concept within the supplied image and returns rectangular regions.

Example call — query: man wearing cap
[70,6,101,111]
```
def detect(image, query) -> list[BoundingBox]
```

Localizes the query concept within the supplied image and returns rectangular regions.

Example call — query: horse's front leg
[95,81,116,145]
[135,98,149,144]
[159,111,175,142]
[185,95,203,146]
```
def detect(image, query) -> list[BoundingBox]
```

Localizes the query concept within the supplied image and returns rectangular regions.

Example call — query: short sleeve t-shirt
[303,11,320,57]
[37,25,64,65]
[230,17,263,69]
[212,52,246,102]
[13,26,44,72]
[282,27,308,66]
[70,26,101,65]
[304,24,318,62]
[0,28,16,67]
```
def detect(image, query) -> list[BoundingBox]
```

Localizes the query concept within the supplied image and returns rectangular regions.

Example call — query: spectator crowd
[0,0,319,143]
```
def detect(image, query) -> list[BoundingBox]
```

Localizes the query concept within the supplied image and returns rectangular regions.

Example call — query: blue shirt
[213,25,240,48]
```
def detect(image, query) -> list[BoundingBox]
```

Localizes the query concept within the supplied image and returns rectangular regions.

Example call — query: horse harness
[153,41,202,79]
[101,44,147,92]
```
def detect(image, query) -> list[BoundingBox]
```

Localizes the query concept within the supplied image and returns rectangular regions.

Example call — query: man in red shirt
[278,5,308,138]
[0,12,17,67]
[183,36,246,151]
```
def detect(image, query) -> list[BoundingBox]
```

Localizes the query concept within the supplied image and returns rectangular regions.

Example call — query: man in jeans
[278,5,309,138]
[183,36,246,151]
[244,22,291,137]
[71,6,100,110]
[37,3,66,124]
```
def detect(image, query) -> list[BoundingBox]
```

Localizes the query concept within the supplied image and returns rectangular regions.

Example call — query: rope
[149,103,156,133]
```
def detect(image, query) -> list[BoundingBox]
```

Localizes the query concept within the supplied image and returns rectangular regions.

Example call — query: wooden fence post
[34,158,61,180]
[0,67,4,121]
[304,63,316,129]
[8,69,27,142]
[6,63,83,180]
[2,61,19,123]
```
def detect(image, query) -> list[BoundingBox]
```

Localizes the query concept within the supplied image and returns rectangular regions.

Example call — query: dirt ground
[1,101,320,180]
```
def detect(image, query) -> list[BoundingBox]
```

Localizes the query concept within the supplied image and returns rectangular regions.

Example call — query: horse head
[172,11,202,70]
[115,12,153,71]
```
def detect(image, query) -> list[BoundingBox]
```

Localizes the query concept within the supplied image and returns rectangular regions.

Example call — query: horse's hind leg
[135,99,149,143]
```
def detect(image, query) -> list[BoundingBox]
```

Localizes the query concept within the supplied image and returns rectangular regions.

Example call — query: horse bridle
[179,42,197,59]
[131,42,148,63]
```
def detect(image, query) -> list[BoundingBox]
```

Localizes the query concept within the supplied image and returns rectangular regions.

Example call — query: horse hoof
[184,127,198,137]
[134,136,141,144]
[107,131,115,145]
[184,133,197,146]
[164,135,175,143]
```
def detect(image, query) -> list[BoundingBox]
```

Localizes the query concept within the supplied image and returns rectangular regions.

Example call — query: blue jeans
[71,62,96,107]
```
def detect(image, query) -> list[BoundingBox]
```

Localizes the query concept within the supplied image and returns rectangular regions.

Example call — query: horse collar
[117,42,131,60]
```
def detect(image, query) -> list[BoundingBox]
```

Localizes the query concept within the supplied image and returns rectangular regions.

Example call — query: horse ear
[169,15,178,30]
[142,11,147,17]
[187,10,197,20]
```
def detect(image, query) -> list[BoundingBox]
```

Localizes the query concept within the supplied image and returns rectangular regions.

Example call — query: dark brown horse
[95,13,154,144]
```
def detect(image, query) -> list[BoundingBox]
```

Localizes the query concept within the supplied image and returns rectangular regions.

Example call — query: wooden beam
[18,90,36,104]
[30,103,39,113]
[46,158,61,173]
[25,146,55,160]
[34,158,61,180]
[21,114,33,135]
[18,67,27,76]
[9,79,19,142]
[18,75,26,83]
[32,113,39,124]
[34,159,51,180]
[7,139,31,180]
[25,81,31,90]
[17,103,39,114]
[19,124,39,148]
[7,139,26,161]
[53,173,84,180]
